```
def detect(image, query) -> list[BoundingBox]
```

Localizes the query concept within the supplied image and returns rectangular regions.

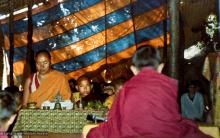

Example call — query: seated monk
[23,50,71,108]
[72,76,100,107]
[84,46,211,138]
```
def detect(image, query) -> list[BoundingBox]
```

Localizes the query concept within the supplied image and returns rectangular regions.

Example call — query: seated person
[84,45,210,138]
[181,80,205,121]
[103,78,126,109]
[23,50,71,108]
[4,86,23,133]
[72,76,100,107]
[0,91,17,138]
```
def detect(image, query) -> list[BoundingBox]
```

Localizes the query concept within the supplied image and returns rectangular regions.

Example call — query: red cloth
[87,67,211,138]
[0,129,8,138]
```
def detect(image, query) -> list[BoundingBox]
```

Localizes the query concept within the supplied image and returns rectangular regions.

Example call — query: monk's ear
[130,65,139,75]
[157,63,164,73]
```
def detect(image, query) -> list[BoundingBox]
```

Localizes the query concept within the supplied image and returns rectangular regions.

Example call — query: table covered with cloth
[13,109,105,134]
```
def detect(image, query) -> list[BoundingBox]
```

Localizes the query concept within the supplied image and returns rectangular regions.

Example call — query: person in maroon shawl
[85,46,211,138]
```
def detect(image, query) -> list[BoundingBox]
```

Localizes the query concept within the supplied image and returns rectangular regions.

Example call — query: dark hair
[112,78,126,88]
[4,85,19,93]
[132,45,160,70]
[0,91,17,123]
[4,85,22,110]
[69,79,77,85]
[69,79,77,92]
[76,76,91,85]
[187,80,199,88]
[35,49,51,60]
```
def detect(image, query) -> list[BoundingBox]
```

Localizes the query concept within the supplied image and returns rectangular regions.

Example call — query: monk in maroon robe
[87,46,211,138]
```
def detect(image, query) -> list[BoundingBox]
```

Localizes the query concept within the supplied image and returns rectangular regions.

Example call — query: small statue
[54,92,62,110]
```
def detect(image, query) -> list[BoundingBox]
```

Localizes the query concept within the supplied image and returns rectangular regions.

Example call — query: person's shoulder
[181,93,188,98]
[51,70,66,77]
[195,92,203,97]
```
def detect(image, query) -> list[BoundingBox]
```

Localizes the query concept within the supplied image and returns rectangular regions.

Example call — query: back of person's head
[35,49,51,60]
[0,91,17,128]
[132,45,161,70]
[4,85,22,110]
[4,85,19,93]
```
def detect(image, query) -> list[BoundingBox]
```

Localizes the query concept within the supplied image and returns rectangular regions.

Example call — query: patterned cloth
[13,109,105,134]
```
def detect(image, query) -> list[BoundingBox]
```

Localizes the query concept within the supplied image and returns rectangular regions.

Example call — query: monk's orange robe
[28,70,71,107]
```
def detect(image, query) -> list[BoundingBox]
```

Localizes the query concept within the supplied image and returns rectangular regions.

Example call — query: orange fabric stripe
[4,0,132,50]
[50,5,166,64]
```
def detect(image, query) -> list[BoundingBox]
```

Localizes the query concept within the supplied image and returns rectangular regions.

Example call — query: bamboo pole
[8,0,14,86]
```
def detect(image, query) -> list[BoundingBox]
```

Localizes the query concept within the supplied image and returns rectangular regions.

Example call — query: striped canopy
[0,0,169,80]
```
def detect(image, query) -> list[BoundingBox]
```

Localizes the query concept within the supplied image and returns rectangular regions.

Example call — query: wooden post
[8,0,14,86]
[218,0,220,40]
[168,0,179,79]
[0,26,4,88]
[163,0,168,63]
[22,0,34,86]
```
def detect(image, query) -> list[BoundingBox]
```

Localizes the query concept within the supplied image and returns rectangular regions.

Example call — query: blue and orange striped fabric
[0,0,169,79]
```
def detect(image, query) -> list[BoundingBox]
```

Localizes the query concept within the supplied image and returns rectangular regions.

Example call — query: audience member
[85,45,210,138]
[181,80,205,121]
[0,91,17,138]
[4,85,23,133]
[72,76,100,107]
[91,81,108,103]
[23,50,71,108]
[103,78,126,109]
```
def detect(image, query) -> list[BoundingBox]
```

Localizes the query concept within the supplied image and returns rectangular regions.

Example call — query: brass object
[27,102,37,109]
[43,106,50,110]
[54,102,62,110]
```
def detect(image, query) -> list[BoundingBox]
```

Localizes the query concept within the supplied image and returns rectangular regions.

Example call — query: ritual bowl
[27,102,37,109]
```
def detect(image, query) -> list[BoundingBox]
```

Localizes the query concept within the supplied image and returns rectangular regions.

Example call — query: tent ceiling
[0,0,46,14]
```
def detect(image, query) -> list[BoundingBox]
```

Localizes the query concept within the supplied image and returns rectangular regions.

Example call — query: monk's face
[76,79,92,98]
[35,53,51,75]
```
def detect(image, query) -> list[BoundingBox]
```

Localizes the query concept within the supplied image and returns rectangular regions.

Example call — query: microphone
[86,114,107,123]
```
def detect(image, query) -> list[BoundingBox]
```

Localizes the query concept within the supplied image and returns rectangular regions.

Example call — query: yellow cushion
[199,125,219,138]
